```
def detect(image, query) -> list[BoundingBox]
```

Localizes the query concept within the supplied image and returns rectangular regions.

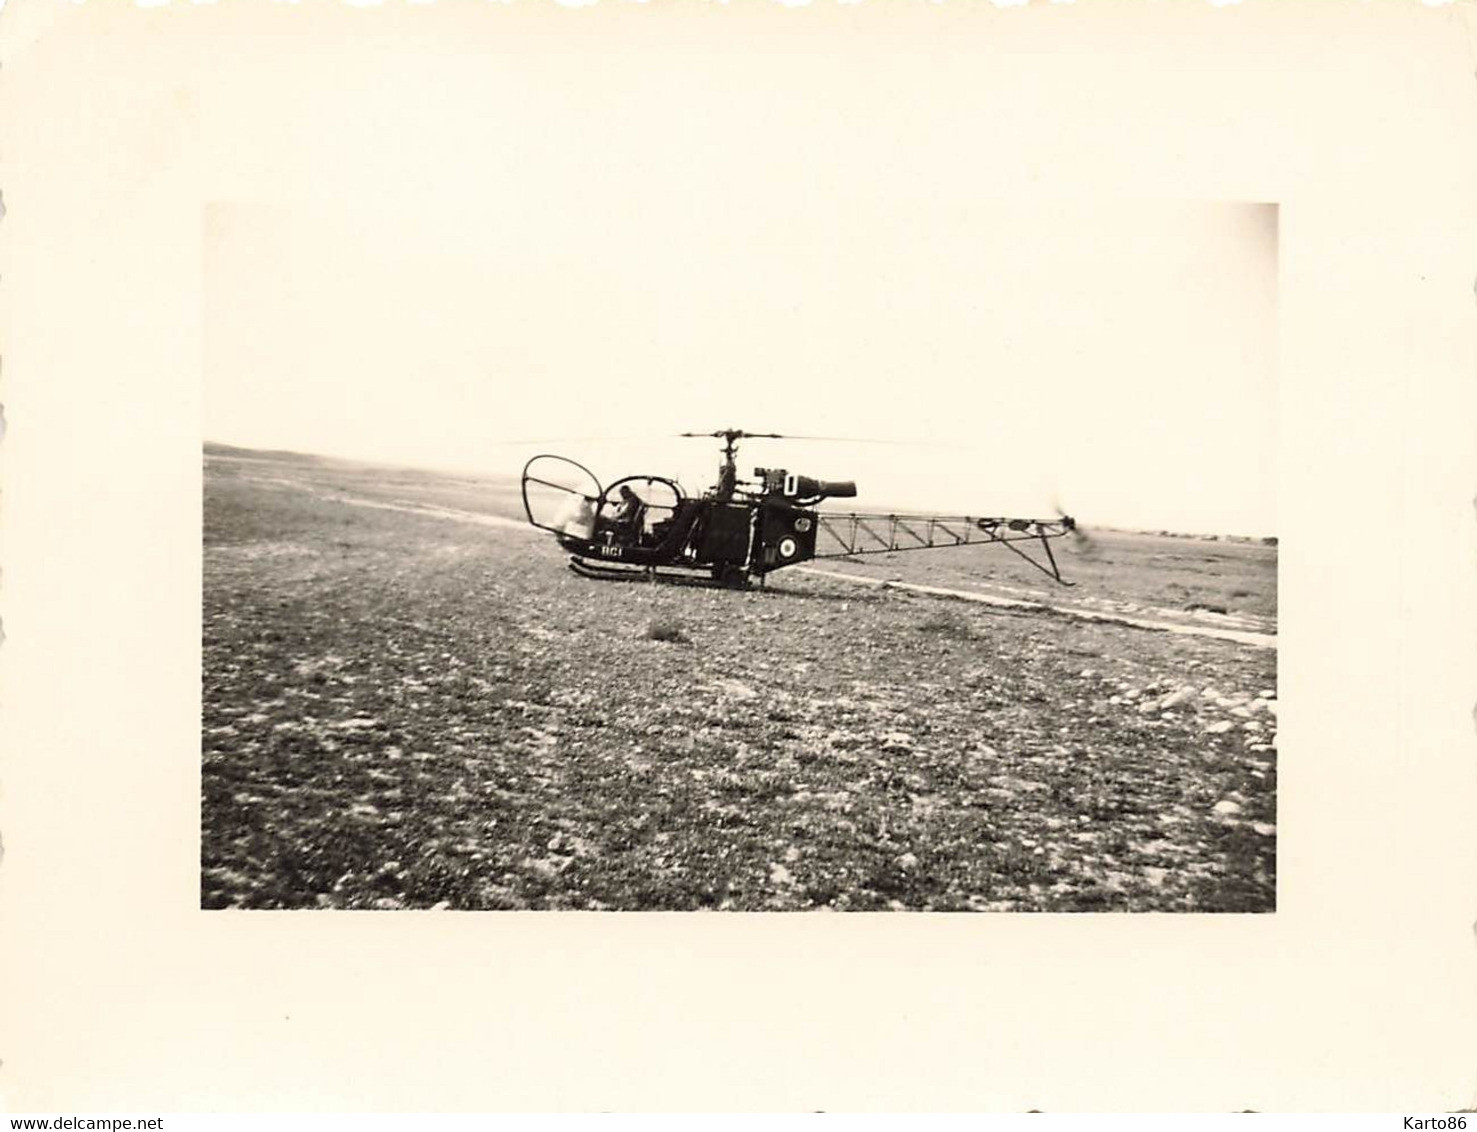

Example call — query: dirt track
[202,447,1277,912]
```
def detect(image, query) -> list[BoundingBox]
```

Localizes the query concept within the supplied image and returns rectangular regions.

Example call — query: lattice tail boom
[811,512,1077,585]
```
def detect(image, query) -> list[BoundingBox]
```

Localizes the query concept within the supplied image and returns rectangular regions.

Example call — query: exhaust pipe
[791,475,857,501]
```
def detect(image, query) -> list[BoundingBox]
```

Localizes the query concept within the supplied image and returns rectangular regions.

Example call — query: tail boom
[811,512,1077,585]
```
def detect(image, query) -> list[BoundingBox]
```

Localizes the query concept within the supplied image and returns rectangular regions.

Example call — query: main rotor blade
[490,435,650,446]
[765,435,920,444]
[677,431,918,444]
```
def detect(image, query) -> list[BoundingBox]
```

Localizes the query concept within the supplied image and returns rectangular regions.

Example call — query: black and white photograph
[203,191,1278,913]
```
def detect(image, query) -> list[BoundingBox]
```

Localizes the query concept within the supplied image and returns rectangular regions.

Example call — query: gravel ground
[202,451,1277,912]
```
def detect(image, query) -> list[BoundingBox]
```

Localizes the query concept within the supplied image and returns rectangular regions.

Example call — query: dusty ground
[202,445,1277,912]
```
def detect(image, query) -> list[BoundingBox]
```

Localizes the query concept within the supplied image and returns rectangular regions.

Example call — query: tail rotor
[1052,496,1097,556]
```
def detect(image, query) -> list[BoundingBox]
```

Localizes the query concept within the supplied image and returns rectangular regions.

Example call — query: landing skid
[567,556,752,589]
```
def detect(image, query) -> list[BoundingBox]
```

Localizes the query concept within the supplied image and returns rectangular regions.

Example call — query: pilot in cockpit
[608,485,646,544]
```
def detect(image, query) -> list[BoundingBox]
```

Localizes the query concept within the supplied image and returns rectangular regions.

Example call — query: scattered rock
[1204,720,1235,735]
[1213,800,1243,817]
[1159,687,1195,711]
[523,857,563,880]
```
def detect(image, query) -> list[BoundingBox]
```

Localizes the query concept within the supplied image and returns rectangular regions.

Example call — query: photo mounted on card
[3,0,1474,1115]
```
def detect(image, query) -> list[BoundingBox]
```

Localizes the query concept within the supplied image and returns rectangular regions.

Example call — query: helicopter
[520,428,1081,589]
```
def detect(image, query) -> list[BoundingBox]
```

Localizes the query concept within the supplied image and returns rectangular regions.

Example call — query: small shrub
[644,618,689,644]
[915,608,973,639]
[1184,601,1229,615]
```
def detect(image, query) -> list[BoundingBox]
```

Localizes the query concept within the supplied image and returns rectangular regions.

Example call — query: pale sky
[204,36,1277,536]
